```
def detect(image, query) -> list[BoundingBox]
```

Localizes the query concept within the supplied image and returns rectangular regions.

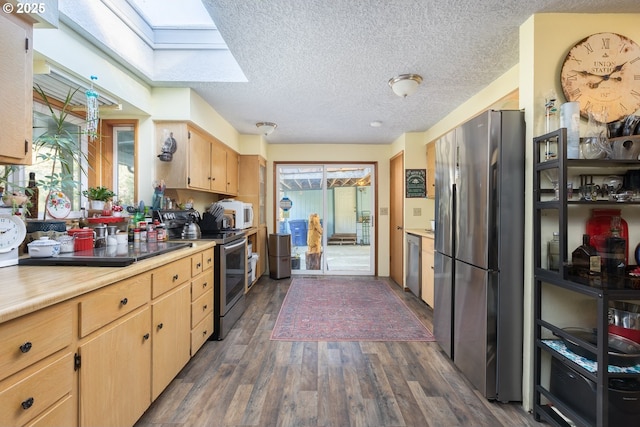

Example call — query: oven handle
[224,237,247,252]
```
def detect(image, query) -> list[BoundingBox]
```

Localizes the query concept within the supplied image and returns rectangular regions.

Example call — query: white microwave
[218,200,254,229]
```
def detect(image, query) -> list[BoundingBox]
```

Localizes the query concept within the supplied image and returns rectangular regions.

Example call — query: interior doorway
[275,163,376,275]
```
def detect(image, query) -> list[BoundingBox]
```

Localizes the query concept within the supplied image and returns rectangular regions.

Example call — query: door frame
[389,151,404,287]
[273,161,378,276]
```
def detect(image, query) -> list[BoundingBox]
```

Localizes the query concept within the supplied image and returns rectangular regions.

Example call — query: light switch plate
[413,208,421,216]
[380,207,388,215]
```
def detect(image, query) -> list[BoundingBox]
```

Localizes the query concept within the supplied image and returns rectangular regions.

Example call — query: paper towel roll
[560,101,580,159]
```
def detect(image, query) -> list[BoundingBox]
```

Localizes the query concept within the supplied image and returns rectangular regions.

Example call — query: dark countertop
[19,241,193,267]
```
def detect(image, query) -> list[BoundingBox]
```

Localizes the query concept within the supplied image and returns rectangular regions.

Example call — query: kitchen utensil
[182,220,201,239]
[557,327,640,367]
[609,301,640,329]
[45,191,71,219]
[611,136,640,160]
[27,237,61,258]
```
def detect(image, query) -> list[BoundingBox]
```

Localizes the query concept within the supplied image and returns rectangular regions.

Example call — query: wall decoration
[406,169,426,198]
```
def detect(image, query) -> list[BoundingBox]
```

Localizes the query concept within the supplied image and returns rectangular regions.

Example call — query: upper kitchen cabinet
[426,141,436,199]
[0,13,33,165]
[238,155,266,226]
[155,122,239,196]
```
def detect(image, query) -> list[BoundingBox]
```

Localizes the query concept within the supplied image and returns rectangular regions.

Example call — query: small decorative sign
[405,169,426,198]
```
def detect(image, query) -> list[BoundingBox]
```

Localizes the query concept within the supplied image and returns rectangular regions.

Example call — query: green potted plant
[82,186,116,210]
[33,84,89,221]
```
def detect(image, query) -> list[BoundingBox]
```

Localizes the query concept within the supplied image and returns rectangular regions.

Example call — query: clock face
[0,215,26,251]
[560,32,640,122]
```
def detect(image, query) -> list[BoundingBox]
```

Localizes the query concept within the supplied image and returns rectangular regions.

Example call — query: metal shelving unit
[533,129,640,427]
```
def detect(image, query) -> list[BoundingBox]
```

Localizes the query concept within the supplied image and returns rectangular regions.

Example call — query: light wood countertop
[0,241,215,324]
[406,229,435,239]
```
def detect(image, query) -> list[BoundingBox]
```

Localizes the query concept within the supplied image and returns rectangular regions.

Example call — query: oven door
[220,237,247,315]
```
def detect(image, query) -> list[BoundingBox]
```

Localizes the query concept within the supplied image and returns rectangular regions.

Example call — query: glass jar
[548,232,560,271]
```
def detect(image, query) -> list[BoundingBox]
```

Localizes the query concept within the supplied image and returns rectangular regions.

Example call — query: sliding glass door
[276,163,375,275]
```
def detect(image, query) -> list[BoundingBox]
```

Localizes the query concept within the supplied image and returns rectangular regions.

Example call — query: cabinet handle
[203,282,208,288]
[207,257,212,264]
[203,330,207,336]
[157,322,164,330]
[203,305,207,311]
[143,333,150,340]
[120,297,128,306]
[21,397,34,410]
[197,262,202,268]
[19,342,32,353]
[173,274,179,282]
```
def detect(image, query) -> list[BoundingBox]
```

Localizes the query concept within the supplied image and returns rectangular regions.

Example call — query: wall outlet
[413,208,422,216]
[380,207,388,215]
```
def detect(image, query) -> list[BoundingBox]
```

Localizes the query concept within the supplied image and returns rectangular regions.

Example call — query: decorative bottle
[26,172,38,218]
[572,234,600,275]
[605,216,626,277]
[547,232,560,271]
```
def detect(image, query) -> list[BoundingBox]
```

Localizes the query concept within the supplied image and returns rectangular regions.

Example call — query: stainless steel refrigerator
[434,109,524,402]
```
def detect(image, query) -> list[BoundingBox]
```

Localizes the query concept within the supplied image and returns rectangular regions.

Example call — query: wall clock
[0,214,26,267]
[560,32,640,123]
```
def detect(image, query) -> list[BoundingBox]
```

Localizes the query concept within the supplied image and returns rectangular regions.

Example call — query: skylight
[127,0,214,28]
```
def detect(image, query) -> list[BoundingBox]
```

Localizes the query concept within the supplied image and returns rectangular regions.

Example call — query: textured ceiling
[185,0,640,144]
[52,1,640,145]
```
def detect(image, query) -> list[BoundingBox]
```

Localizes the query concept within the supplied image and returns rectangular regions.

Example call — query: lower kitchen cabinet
[151,284,191,400]
[421,236,435,307]
[78,307,152,427]
[1,245,215,427]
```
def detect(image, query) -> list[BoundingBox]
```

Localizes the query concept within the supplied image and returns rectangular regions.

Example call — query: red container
[609,324,640,345]
[67,228,94,252]
[586,209,629,265]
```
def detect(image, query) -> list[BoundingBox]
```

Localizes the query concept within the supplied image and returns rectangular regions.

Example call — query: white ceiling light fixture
[388,74,423,98]
[256,122,277,135]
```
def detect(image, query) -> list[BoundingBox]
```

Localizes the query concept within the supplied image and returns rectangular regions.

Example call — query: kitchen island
[0,241,215,427]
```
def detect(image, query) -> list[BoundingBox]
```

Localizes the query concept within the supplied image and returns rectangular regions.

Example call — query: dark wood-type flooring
[136,276,538,427]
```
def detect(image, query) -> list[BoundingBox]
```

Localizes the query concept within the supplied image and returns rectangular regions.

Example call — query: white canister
[560,101,580,159]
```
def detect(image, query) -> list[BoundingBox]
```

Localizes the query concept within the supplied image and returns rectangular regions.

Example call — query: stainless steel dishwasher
[406,233,421,297]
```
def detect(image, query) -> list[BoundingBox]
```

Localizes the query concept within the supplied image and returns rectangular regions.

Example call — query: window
[30,101,88,215]
[113,126,135,206]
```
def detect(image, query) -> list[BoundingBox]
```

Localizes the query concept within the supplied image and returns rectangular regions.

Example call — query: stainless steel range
[156,209,247,340]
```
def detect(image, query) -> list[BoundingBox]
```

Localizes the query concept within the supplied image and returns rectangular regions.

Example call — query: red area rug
[271,277,435,342]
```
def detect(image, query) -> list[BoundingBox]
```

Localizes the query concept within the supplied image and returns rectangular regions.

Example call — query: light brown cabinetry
[0,12,33,165]
[78,307,151,427]
[151,284,190,400]
[155,122,239,196]
[0,303,73,427]
[238,155,266,226]
[426,141,436,199]
[421,236,434,307]
[190,249,214,354]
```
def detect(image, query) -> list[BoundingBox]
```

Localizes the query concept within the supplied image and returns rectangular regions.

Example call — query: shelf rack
[533,129,640,427]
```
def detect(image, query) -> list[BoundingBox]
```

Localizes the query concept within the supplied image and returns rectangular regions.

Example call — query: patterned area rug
[271,277,435,341]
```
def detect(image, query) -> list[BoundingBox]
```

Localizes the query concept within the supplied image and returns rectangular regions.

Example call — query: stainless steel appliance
[406,233,421,297]
[156,209,247,340]
[434,110,524,402]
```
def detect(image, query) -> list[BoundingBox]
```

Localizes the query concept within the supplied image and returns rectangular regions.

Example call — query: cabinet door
[421,237,434,307]
[151,284,190,400]
[226,148,239,195]
[187,128,212,191]
[0,13,32,164]
[210,141,227,193]
[79,308,151,427]
[426,141,436,199]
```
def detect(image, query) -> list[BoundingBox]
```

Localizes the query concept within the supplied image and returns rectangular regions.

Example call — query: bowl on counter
[27,237,61,258]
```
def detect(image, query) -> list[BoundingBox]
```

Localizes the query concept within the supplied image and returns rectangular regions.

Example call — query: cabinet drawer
[152,258,191,298]
[191,312,213,355]
[26,393,74,427]
[79,273,151,337]
[191,252,203,277]
[0,303,72,381]
[202,248,214,271]
[191,288,213,328]
[191,269,213,302]
[0,352,72,427]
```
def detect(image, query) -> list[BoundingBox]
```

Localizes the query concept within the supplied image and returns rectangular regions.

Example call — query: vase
[90,200,105,211]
